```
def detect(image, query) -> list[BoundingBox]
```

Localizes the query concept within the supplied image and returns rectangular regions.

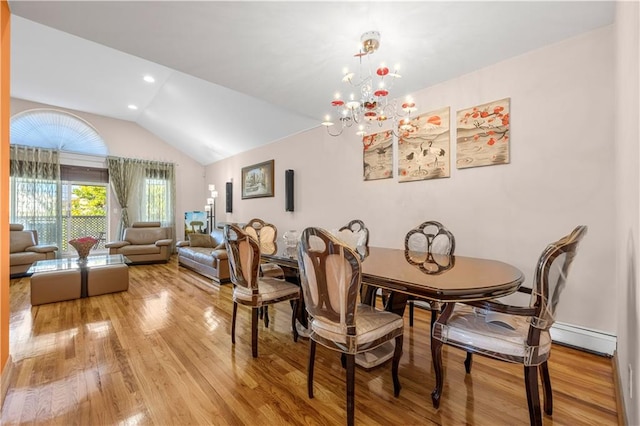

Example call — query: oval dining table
[261,243,525,399]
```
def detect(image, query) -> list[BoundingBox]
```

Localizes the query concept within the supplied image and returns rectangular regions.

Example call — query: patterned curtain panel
[9,144,62,246]
[107,156,176,241]
[107,156,135,238]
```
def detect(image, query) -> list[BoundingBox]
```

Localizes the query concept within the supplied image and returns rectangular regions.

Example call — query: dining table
[260,241,525,373]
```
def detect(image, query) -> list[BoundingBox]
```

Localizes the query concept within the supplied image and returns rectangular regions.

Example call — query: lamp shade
[206,198,214,205]
[208,184,216,191]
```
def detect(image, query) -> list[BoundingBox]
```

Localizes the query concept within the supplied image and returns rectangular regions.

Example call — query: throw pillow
[188,233,214,248]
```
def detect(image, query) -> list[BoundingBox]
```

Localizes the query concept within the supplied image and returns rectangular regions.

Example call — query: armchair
[105,221,173,264]
[9,223,58,277]
[430,226,587,425]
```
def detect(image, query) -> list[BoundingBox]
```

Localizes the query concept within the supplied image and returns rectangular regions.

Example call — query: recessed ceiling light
[143,75,155,83]
[128,104,138,110]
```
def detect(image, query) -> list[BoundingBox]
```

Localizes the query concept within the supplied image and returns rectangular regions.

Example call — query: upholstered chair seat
[310,304,403,348]
[436,305,551,360]
[233,277,299,304]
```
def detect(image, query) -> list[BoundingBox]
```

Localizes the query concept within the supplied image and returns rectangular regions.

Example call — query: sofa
[176,228,230,284]
[105,221,173,264]
[10,223,58,277]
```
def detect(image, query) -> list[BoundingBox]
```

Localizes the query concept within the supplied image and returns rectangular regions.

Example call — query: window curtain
[107,156,176,240]
[9,145,62,246]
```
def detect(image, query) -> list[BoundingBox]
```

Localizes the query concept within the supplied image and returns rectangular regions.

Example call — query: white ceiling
[9,1,615,165]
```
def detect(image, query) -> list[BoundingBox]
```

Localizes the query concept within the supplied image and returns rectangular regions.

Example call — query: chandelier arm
[325,125,344,137]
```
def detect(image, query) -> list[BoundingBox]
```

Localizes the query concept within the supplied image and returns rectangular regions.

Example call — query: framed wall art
[456,97,510,169]
[363,130,393,181]
[241,159,275,199]
[184,211,207,235]
[398,106,450,182]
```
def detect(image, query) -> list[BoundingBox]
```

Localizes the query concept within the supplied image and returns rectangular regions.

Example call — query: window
[143,168,172,224]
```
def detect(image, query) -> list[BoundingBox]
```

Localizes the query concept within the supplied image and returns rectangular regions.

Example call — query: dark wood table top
[262,244,524,303]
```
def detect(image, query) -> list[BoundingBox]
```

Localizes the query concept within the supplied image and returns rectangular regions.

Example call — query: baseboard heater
[550,322,616,356]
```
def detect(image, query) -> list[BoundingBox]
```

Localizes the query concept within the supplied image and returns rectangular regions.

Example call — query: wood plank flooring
[2,258,619,425]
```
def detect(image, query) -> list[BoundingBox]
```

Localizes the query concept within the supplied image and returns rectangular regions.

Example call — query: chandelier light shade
[322,31,417,138]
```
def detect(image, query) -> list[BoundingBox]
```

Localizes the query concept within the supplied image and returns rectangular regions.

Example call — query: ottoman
[87,264,129,296]
[31,269,82,306]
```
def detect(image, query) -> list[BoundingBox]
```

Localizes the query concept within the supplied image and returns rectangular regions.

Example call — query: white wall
[11,98,205,242]
[207,26,616,335]
[614,1,639,424]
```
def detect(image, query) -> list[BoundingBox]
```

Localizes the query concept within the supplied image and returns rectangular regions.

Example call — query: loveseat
[10,223,58,277]
[105,221,173,264]
[176,228,230,284]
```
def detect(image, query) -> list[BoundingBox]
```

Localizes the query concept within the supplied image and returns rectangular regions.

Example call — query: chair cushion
[10,231,36,253]
[436,304,551,363]
[10,251,46,266]
[117,244,161,255]
[311,303,403,347]
[124,227,167,245]
[233,277,299,305]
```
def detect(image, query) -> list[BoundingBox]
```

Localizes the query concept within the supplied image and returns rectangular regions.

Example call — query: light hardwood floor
[2,258,618,425]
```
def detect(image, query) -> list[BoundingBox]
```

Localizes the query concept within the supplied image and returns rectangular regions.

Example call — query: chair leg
[539,361,553,415]
[264,306,270,327]
[231,302,238,345]
[464,352,473,374]
[524,365,543,426]
[291,300,299,342]
[308,340,316,399]
[431,336,444,408]
[409,301,415,327]
[392,335,403,397]
[341,353,347,369]
[251,308,259,358]
[346,354,356,426]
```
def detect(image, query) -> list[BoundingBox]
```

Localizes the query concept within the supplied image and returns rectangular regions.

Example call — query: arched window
[10,108,107,155]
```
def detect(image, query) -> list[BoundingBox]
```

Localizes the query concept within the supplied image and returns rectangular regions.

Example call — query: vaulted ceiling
[9,1,615,165]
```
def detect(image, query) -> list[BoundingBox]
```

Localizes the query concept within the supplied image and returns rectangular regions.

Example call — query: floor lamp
[205,184,218,233]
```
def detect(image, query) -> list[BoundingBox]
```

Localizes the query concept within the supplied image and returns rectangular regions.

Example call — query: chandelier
[322,31,417,138]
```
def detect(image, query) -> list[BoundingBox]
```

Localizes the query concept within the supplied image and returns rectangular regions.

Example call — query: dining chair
[297,227,403,426]
[224,224,300,358]
[405,221,456,328]
[244,218,289,326]
[337,219,370,259]
[244,218,285,278]
[430,225,587,426]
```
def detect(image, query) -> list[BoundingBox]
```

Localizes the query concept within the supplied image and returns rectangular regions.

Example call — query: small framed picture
[241,160,275,199]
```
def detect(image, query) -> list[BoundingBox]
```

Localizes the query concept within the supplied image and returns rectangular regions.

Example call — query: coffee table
[28,254,130,305]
